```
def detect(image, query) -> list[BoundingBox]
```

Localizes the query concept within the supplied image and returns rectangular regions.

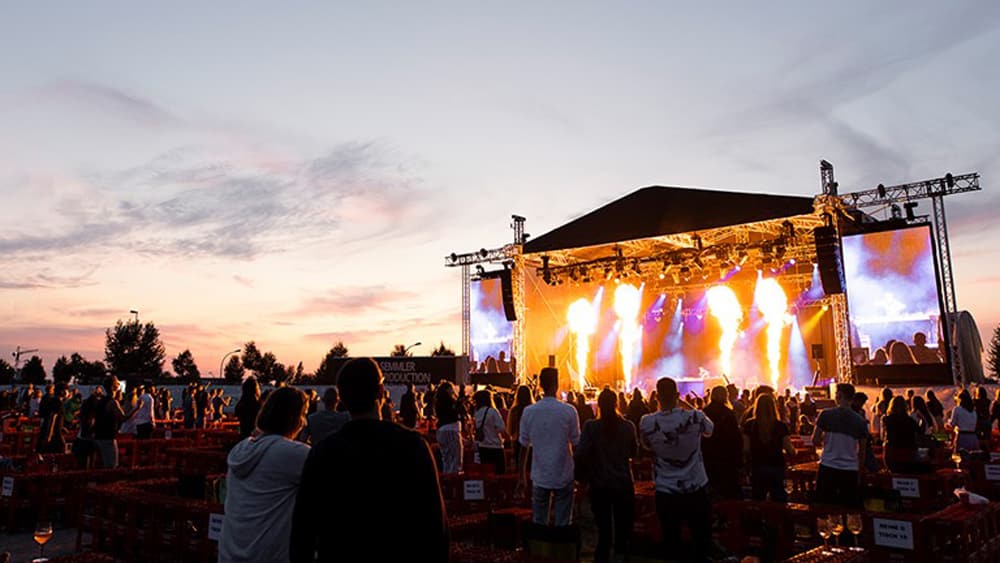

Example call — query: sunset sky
[2,2,999,375]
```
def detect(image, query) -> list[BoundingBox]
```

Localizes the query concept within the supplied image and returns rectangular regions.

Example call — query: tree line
[1,319,457,385]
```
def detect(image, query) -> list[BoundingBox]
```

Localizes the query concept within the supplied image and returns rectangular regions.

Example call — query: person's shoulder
[638,410,658,428]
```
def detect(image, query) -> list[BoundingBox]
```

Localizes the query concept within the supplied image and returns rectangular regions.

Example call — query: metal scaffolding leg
[932,195,962,385]
[830,293,853,383]
[512,251,526,384]
[462,264,471,360]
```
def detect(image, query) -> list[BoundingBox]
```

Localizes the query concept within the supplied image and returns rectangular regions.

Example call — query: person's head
[976,386,988,401]
[45,384,55,395]
[835,383,856,406]
[102,376,120,397]
[539,367,559,396]
[804,393,812,403]
[958,389,974,410]
[514,385,533,408]
[871,348,889,365]
[914,332,927,346]
[880,387,893,402]
[926,389,938,402]
[726,384,739,401]
[851,391,868,412]
[709,385,729,408]
[498,350,506,360]
[566,391,576,404]
[473,389,495,410]
[888,396,909,417]
[752,393,779,439]
[799,414,811,427]
[255,387,308,438]
[755,385,775,398]
[912,395,929,416]
[889,341,916,364]
[655,377,678,410]
[632,388,643,402]
[597,388,620,429]
[322,387,339,411]
[336,358,385,417]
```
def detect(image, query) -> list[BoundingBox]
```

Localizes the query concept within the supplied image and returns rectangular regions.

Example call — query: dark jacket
[575,417,638,490]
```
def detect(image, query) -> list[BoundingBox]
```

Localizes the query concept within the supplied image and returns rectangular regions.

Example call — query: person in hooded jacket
[219,387,310,563]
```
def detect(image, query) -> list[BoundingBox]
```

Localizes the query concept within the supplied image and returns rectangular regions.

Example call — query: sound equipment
[500,269,517,321]
[814,226,846,295]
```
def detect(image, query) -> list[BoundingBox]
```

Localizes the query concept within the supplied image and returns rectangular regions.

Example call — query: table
[784,546,870,562]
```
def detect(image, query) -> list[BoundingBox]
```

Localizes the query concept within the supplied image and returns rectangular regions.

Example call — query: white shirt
[519,396,581,489]
[134,393,155,425]
[639,408,714,494]
[950,406,977,432]
[474,406,506,449]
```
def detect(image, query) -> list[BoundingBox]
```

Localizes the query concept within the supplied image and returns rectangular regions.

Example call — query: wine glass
[829,514,845,551]
[817,516,832,554]
[847,513,864,552]
[33,521,53,560]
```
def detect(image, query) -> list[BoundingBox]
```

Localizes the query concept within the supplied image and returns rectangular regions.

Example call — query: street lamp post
[404,342,422,355]
[129,310,140,323]
[220,348,242,381]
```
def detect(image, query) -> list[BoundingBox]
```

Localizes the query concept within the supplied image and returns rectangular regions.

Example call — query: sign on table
[463,480,485,501]
[873,518,914,550]
[891,477,920,498]
[1,476,13,497]
[984,464,1000,481]
[208,513,225,541]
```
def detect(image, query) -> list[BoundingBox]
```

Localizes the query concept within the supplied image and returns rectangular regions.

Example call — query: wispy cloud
[290,286,420,317]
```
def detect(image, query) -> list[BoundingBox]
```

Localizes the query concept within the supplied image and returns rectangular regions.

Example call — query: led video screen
[470,277,514,373]
[842,224,947,369]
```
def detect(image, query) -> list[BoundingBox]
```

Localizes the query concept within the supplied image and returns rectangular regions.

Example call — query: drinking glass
[817,516,832,554]
[829,513,845,551]
[847,513,864,551]
[33,521,53,560]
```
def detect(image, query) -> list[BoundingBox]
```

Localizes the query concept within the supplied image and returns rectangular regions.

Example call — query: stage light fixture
[783,220,795,239]
[691,234,703,251]
[737,250,749,266]
[692,256,704,269]
[671,271,681,284]
[604,266,613,281]
[631,259,642,275]
[680,266,692,282]
[904,201,919,221]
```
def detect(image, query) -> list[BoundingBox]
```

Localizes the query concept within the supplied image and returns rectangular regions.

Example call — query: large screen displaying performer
[470,277,514,373]
[842,224,948,371]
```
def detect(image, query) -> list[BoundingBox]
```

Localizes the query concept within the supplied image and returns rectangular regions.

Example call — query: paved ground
[0,528,79,562]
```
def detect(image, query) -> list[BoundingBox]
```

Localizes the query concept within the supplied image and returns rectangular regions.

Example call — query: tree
[315,344,350,383]
[241,341,263,374]
[0,358,15,384]
[330,341,349,358]
[104,320,165,379]
[52,353,105,384]
[390,344,411,357]
[988,324,1000,379]
[431,342,456,357]
[223,355,245,383]
[172,349,201,382]
[21,355,46,384]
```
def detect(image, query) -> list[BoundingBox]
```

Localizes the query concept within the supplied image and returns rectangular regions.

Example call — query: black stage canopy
[524,186,816,254]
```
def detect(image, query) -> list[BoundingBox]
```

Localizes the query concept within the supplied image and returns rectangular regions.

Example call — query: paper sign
[463,480,485,501]
[165,429,173,440]
[800,436,812,446]
[207,513,224,541]
[984,464,1000,481]
[1,477,13,497]
[873,518,914,550]
[990,452,1000,462]
[891,477,921,498]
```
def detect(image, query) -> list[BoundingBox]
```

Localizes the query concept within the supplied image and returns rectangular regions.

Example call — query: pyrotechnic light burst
[755,276,790,389]
[613,283,641,390]
[706,285,743,380]
[567,298,597,390]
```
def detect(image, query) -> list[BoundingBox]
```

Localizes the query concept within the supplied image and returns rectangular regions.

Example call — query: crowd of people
[4,367,1000,562]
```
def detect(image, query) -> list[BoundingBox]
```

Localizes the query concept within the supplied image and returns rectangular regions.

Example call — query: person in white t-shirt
[519,367,581,526]
[134,385,156,440]
[639,377,714,563]
[473,389,507,474]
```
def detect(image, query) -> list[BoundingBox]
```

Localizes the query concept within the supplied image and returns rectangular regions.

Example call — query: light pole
[220,348,241,381]
[129,310,140,323]
[404,342,422,355]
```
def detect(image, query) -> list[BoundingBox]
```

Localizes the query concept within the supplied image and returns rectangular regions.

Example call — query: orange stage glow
[706,285,743,379]
[755,276,790,389]
[567,297,598,390]
[613,283,641,390]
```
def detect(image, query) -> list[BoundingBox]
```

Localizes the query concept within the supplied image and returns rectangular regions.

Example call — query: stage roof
[523,186,816,254]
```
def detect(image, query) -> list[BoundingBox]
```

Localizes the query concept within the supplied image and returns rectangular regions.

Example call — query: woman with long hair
[506,385,534,470]
[742,393,795,501]
[951,389,979,453]
[472,389,507,474]
[910,395,935,434]
[234,377,262,439]
[926,390,945,428]
[575,388,637,563]
[882,396,920,472]
[702,385,742,499]
[435,381,464,474]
